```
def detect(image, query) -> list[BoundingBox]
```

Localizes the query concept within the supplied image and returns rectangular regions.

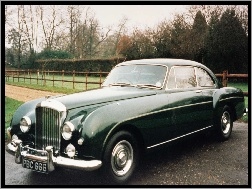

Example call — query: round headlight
[12,134,19,140]
[61,122,74,140]
[20,116,31,133]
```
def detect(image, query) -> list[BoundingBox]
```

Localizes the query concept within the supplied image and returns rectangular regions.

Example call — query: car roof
[117,58,221,88]
[118,58,203,67]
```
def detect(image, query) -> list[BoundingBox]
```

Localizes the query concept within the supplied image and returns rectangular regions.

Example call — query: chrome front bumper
[243,108,248,116]
[6,140,102,172]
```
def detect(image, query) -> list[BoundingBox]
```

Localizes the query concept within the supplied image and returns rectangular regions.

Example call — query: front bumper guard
[243,108,248,116]
[7,140,102,172]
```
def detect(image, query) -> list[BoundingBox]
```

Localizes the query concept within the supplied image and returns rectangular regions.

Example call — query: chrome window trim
[103,64,169,89]
[166,66,216,90]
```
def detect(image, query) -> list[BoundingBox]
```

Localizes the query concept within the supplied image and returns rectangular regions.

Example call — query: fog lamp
[66,143,76,158]
[78,137,84,145]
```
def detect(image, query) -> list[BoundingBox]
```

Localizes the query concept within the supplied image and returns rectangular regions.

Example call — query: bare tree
[17,5,23,68]
[113,17,128,56]
[5,5,16,26]
[66,7,111,58]
[19,5,39,53]
[87,17,111,57]
[39,5,64,50]
[67,5,81,55]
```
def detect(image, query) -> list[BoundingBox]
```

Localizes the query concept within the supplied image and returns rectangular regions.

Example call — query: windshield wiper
[136,84,160,89]
[109,83,132,87]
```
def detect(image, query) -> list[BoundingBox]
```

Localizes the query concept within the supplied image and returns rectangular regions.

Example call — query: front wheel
[101,131,139,184]
[216,106,233,141]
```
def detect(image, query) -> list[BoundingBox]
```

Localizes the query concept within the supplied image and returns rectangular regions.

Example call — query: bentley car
[6,59,246,184]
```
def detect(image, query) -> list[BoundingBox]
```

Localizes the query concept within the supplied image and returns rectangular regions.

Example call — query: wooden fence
[215,70,248,96]
[5,69,248,96]
[5,69,109,90]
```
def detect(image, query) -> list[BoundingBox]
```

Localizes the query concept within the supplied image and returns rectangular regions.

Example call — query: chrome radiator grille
[35,107,62,150]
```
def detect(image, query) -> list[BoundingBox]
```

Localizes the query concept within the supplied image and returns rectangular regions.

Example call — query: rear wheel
[216,106,233,141]
[101,131,139,184]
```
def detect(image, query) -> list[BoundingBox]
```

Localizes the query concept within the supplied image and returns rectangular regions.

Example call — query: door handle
[196,90,202,93]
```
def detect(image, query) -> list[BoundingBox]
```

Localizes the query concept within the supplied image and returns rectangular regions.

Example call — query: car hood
[51,87,157,110]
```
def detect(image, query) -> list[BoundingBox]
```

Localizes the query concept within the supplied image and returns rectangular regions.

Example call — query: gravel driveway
[4,85,249,186]
[5,85,63,102]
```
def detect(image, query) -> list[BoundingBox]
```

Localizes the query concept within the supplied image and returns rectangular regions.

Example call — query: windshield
[102,64,168,89]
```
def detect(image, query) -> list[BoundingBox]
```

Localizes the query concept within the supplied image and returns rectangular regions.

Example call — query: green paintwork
[9,59,245,162]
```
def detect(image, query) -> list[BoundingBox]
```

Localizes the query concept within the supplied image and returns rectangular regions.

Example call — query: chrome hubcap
[221,111,231,134]
[111,140,133,176]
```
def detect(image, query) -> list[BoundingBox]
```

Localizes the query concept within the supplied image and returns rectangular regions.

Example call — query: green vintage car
[6,59,245,184]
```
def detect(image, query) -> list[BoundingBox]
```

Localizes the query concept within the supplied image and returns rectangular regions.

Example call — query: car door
[165,66,214,137]
[194,66,216,127]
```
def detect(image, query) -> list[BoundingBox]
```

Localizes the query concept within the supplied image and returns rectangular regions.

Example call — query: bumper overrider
[6,139,102,173]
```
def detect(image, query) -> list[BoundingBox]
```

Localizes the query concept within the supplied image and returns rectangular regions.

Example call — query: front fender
[10,98,45,127]
[81,94,165,159]
[81,101,142,159]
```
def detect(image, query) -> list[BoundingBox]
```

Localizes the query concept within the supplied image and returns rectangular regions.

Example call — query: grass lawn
[5,97,24,140]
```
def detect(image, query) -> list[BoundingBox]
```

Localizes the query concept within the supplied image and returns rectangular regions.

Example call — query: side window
[167,66,196,89]
[195,67,214,87]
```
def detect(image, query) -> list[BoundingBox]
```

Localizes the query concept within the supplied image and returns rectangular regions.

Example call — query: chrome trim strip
[147,125,213,149]
[219,96,244,101]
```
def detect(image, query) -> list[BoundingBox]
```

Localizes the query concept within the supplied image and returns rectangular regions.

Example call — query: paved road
[4,122,248,186]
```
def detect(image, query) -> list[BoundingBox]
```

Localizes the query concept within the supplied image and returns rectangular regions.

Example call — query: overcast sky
[88,5,188,30]
[5,5,189,50]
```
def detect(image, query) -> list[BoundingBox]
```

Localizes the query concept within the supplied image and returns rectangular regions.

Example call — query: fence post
[53,70,55,87]
[37,69,39,85]
[99,71,102,88]
[73,70,75,89]
[85,72,88,91]
[62,70,64,88]
[222,70,228,87]
[43,70,46,86]
[29,69,31,84]
[41,70,43,85]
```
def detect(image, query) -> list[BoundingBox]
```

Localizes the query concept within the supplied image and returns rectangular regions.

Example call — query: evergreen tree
[170,15,191,59]
[206,9,248,73]
[190,11,208,63]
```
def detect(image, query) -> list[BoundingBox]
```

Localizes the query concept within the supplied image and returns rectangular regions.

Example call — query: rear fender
[213,87,245,121]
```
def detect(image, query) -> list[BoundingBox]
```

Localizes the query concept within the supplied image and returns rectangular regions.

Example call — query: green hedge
[34,57,126,72]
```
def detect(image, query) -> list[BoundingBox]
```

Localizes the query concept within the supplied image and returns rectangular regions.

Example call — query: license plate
[22,158,48,173]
